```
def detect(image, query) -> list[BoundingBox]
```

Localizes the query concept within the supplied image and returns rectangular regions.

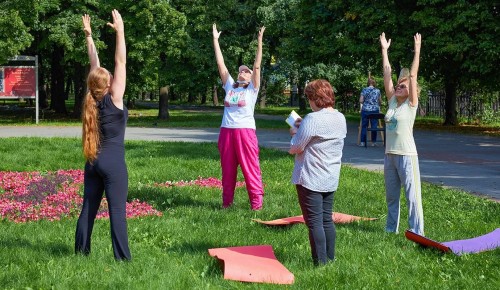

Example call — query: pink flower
[0,170,162,223]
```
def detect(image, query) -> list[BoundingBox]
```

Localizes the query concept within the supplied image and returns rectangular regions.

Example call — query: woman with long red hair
[75,10,131,261]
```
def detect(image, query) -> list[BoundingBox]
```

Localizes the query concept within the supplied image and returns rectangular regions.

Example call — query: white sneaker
[359,142,365,147]
[371,143,377,147]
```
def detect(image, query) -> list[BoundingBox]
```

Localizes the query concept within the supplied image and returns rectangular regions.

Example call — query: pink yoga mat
[252,212,378,226]
[208,245,294,284]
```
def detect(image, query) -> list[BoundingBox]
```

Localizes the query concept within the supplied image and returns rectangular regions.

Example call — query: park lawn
[0,138,498,289]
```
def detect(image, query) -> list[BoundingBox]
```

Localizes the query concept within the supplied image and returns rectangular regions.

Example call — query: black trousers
[75,150,131,260]
[296,185,336,265]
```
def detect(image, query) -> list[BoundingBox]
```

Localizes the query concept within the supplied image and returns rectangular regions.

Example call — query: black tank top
[97,93,128,151]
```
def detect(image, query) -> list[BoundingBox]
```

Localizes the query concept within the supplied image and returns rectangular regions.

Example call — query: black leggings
[296,185,336,265]
[75,150,131,260]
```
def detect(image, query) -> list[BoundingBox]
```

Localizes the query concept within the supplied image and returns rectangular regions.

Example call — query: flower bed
[0,170,161,223]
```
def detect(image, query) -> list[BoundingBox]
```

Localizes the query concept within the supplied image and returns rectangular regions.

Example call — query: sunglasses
[395,83,407,90]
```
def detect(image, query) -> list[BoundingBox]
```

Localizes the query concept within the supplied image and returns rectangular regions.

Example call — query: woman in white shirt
[380,32,424,235]
[212,24,265,210]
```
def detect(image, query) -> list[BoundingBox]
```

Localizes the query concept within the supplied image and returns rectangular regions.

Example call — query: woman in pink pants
[212,23,265,210]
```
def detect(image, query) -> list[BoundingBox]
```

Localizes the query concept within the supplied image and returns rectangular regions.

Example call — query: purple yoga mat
[442,228,500,255]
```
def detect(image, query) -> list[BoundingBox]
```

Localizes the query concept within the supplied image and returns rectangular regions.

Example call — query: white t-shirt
[384,96,418,155]
[220,76,258,129]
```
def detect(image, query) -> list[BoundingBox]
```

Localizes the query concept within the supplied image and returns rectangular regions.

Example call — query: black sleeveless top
[97,93,128,151]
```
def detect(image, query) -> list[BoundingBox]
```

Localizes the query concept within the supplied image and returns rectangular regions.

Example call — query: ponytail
[82,67,110,163]
[82,91,100,162]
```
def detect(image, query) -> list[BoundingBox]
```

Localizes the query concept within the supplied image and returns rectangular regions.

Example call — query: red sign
[0,67,36,98]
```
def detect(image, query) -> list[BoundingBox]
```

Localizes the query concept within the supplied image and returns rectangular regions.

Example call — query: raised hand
[213,23,221,39]
[414,33,421,52]
[82,14,92,37]
[380,32,391,50]
[257,26,266,42]
[107,9,124,33]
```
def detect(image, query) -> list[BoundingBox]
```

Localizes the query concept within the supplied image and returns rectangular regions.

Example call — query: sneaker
[358,142,365,147]
[371,143,377,147]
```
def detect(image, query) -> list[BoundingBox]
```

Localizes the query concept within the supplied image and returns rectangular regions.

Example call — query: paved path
[1,122,499,201]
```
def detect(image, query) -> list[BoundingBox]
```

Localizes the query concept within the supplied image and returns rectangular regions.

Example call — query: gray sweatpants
[384,154,424,235]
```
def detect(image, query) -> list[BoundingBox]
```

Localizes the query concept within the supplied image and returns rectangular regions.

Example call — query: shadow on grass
[130,186,221,212]
[0,237,72,257]
[126,141,220,161]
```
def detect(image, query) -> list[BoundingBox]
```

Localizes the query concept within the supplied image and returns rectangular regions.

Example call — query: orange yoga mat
[252,212,378,226]
[208,245,294,284]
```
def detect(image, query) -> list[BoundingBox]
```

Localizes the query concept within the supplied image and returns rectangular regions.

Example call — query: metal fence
[421,92,500,118]
[336,92,500,119]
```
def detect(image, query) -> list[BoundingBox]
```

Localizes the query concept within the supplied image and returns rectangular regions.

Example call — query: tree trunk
[188,91,196,103]
[443,76,458,125]
[213,84,219,106]
[64,75,72,100]
[158,86,170,120]
[72,63,86,118]
[201,90,207,105]
[298,80,306,111]
[259,77,267,108]
[126,98,135,109]
[50,46,66,114]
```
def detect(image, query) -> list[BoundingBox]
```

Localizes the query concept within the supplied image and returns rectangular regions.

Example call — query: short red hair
[304,79,335,108]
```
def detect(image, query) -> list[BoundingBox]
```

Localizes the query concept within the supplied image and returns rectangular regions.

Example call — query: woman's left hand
[82,14,92,36]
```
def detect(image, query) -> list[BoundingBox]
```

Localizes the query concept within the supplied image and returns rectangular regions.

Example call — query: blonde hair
[82,67,110,162]
[397,68,410,83]
[397,68,421,96]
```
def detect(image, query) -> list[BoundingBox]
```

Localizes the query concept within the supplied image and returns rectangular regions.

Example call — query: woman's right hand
[82,14,92,37]
[380,32,391,50]
[213,23,221,39]
[107,9,124,33]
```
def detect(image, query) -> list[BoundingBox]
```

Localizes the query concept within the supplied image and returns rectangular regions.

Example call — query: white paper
[285,110,301,127]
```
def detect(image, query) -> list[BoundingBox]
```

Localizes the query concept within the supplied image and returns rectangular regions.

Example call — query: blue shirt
[361,86,381,112]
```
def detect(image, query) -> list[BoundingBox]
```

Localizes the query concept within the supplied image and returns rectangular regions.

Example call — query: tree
[412,0,500,125]
[0,9,33,64]
[289,0,500,125]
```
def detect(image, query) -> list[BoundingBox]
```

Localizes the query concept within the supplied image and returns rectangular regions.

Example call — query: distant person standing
[212,23,266,210]
[380,32,424,236]
[75,10,131,261]
[289,79,347,265]
[359,75,382,147]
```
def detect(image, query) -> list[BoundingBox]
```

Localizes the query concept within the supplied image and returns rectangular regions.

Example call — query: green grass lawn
[0,138,498,289]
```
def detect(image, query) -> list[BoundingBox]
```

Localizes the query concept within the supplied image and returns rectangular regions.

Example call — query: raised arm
[380,32,394,102]
[107,9,126,109]
[212,24,229,86]
[251,26,265,89]
[408,33,421,107]
[82,14,100,70]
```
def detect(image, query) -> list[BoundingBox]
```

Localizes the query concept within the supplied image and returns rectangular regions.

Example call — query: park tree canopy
[2,0,498,124]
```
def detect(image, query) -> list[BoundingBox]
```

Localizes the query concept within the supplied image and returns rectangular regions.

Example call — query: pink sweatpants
[218,127,264,210]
